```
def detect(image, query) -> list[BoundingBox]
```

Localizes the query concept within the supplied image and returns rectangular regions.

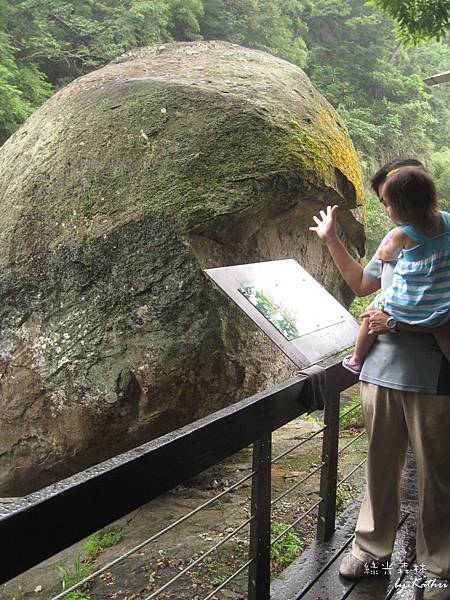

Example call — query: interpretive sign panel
[205,259,359,368]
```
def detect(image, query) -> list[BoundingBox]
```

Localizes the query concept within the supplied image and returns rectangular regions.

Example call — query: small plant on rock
[56,556,93,600]
[271,522,303,571]
[83,526,124,558]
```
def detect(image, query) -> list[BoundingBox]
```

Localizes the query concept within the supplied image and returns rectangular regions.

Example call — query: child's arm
[376,228,407,261]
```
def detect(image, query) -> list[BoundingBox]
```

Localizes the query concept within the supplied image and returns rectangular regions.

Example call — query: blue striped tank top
[381,211,450,326]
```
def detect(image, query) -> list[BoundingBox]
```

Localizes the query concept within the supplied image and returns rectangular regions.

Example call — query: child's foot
[342,355,362,374]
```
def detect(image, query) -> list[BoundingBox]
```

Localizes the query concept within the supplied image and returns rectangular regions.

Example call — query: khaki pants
[352,382,450,578]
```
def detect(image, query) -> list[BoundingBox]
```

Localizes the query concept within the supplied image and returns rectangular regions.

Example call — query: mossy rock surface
[0,41,364,495]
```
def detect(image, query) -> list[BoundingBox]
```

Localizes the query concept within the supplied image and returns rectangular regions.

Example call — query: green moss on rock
[0,41,365,495]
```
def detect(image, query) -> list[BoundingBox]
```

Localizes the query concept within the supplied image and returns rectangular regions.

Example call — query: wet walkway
[272,451,423,600]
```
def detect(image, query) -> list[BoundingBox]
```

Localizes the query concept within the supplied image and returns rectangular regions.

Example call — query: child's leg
[434,332,450,363]
[343,306,378,373]
[351,315,377,364]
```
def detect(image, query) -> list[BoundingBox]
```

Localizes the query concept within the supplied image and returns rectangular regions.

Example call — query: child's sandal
[342,355,362,374]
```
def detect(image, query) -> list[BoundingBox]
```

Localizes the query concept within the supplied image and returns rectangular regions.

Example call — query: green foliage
[370,0,450,44]
[271,521,303,570]
[303,393,365,431]
[189,545,249,589]
[339,393,364,430]
[349,294,373,318]
[61,590,90,600]
[56,556,93,599]
[336,482,353,511]
[1,0,173,86]
[54,527,123,599]
[302,0,443,174]
[365,193,394,259]
[394,37,450,152]
[82,196,96,218]
[83,526,124,557]
[169,0,204,40]
[0,15,52,143]
[429,147,450,211]
[302,411,325,426]
[200,0,308,67]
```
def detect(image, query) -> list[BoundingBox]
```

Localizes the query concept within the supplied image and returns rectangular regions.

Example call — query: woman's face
[378,181,401,224]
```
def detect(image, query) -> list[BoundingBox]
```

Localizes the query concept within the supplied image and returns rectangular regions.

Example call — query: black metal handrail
[0,357,359,598]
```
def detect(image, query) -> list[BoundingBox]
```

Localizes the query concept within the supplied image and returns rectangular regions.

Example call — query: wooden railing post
[317,392,340,542]
[248,434,272,600]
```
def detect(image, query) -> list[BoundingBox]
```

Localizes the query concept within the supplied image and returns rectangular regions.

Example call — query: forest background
[1,0,449,259]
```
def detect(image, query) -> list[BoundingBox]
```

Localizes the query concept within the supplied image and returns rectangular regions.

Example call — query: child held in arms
[341,165,450,372]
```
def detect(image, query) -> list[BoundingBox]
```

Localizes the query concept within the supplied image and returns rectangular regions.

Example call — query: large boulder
[0,41,364,495]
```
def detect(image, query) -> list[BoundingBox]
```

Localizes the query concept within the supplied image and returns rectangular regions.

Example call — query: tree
[396,37,450,152]
[199,0,308,68]
[1,1,173,87]
[302,0,437,174]
[0,0,173,143]
[169,0,204,40]
[0,1,52,143]
[429,147,450,210]
[370,0,450,44]
[365,193,394,258]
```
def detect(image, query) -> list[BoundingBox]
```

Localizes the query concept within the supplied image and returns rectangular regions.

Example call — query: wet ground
[272,450,422,600]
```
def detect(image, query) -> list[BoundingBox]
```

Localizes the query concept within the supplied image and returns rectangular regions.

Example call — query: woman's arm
[361,309,450,335]
[309,205,380,297]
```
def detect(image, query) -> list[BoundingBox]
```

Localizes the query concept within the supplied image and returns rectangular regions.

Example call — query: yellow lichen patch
[283,109,364,209]
[314,108,365,206]
[280,126,334,185]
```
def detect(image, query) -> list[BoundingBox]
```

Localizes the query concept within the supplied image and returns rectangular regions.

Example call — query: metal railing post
[248,434,272,600]
[317,392,340,542]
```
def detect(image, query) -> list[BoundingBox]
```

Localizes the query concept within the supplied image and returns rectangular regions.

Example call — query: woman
[310,158,450,600]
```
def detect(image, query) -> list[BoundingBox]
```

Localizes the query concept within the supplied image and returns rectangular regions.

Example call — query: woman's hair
[382,166,437,228]
[370,158,425,195]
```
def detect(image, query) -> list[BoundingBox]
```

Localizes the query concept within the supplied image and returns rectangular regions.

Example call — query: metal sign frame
[205,259,359,368]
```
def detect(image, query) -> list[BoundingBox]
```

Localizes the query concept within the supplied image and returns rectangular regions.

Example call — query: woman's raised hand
[309,205,339,242]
